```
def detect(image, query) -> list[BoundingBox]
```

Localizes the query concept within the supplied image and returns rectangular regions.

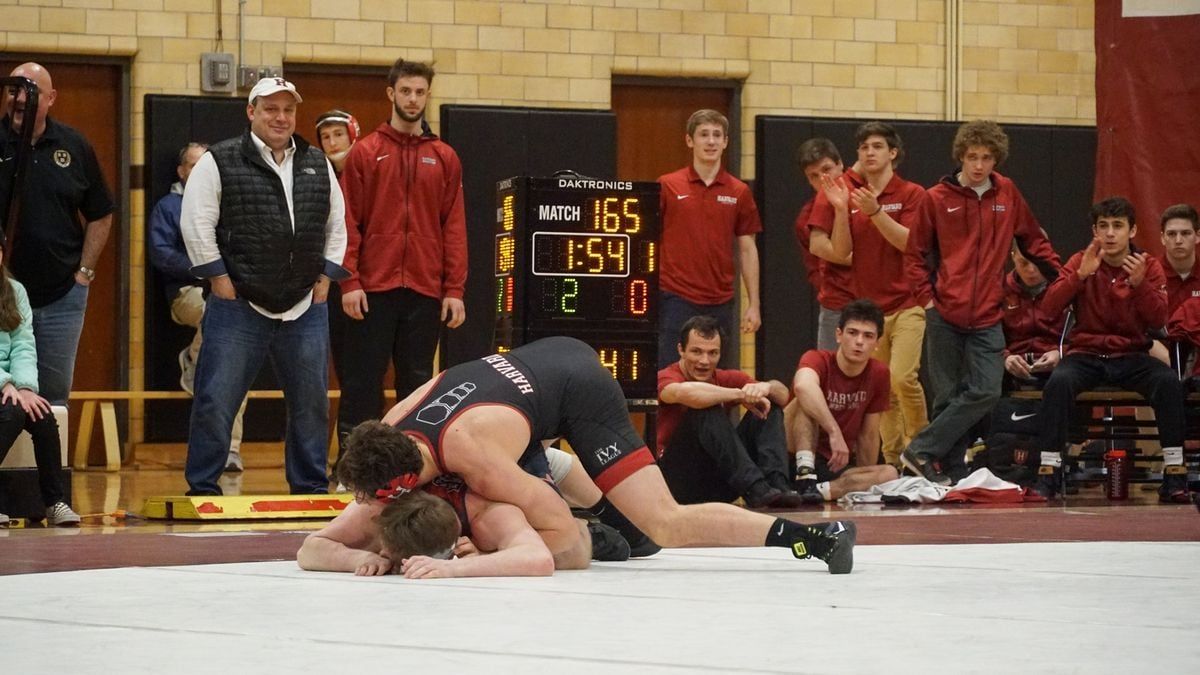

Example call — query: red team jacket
[1000,271,1068,357]
[1043,247,1168,356]
[339,123,468,301]
[906,172,1060,330]
[1158,253,1200,315]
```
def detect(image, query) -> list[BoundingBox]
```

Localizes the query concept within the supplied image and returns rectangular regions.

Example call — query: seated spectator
[1002,244,1067,386]
[1158,203,1200,315]
[315,109,359,176]
[656,315,803,508]
[147,142,245,473]
[1030,197,1189,503]
[1152,204,1200,367]
[786,299,898,502]
[0,241,78,526]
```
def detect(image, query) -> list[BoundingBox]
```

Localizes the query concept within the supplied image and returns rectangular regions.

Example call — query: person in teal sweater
[0,243,79,527]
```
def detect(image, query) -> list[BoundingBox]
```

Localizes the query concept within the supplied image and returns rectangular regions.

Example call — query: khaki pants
[874,305,928,466]
[172,286,246,454]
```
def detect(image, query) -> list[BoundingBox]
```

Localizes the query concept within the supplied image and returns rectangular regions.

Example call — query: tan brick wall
[2,0,1095,419]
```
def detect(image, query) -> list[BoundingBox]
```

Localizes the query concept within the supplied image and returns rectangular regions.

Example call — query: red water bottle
[1105,450,1128,500]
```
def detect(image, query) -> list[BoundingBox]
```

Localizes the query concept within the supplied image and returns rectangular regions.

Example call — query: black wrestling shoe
[588,522,631,562]
[622,528,662,558]
[900,448,950,486]
[1030,465,1062,500]
[792,520,856,575]
[1159,465,1192,504]
[795,468,823,504]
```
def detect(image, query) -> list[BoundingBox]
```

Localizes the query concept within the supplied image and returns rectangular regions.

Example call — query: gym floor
[2,467,1198,672]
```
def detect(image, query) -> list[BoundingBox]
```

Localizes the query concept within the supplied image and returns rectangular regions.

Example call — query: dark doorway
[284,64,392,150]
[611,78,737,181]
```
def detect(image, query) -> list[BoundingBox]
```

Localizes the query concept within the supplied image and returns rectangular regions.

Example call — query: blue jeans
[907,308,1004,460]
[31,282,89,406]
[658,291,736,369]
[185,296,330,495]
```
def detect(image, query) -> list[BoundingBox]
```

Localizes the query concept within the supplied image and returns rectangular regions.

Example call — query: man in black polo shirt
[0,62,114,415]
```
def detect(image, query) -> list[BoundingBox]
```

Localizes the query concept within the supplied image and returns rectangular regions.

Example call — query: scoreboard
[493,175,661,399]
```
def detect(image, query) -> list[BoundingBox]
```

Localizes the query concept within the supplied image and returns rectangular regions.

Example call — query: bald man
[0,62,114,414]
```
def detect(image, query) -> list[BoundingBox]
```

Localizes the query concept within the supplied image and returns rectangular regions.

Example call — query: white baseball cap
[248,77,302,105]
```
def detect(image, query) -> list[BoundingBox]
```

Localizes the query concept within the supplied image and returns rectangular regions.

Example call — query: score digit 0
[591,197,641,234]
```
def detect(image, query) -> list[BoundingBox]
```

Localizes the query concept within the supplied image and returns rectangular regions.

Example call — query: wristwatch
[78,266,96,281]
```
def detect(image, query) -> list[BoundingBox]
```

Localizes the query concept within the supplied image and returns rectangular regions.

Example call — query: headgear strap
[375,473,419,502]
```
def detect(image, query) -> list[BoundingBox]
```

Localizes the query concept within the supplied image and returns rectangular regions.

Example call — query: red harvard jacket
[906,172,1060,330]
[1158,253,1200,315]
[1167,297,1200,375]
[1043,247,1168,356]
[339,123,467,300]
[1000,271,1067,357]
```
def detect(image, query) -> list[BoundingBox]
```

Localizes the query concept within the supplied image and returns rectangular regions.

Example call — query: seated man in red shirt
[1002,245,1068,386]
[1031,197,1189,503]
[657,315,804,508]
[786,299,898,502]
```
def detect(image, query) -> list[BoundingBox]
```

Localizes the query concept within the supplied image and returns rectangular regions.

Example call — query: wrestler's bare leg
[604,465,775,548]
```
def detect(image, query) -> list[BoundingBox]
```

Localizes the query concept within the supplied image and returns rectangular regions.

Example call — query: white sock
[796,450,816,473]
[816,481,832,501]
[1163,447,1184,466]
[1041,451,1062,468]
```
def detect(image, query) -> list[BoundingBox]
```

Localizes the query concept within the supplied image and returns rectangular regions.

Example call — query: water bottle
[1104,450,1129,500]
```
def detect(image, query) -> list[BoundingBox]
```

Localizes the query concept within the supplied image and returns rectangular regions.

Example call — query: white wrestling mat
[1,542,1197,674]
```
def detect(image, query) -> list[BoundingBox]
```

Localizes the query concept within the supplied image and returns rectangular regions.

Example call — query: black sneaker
[900,448,950,486]
[796,477,823,504]
[1159,465,1191,504]
[770,490,806,509]
[623,529,662,558]
[744,481,784,509]
[792,520,856,574]
[1031,465,1062,500]
[588,522,631,562]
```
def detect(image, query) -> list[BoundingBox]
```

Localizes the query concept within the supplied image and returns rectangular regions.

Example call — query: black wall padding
[143,94,290,442]
[439,105,617,368]
[754,115,1096,385]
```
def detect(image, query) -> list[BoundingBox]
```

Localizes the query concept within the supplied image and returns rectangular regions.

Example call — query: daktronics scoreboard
[493,175,661,399]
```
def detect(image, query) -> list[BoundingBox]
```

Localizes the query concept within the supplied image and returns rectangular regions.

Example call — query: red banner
[1095,0,1200,253]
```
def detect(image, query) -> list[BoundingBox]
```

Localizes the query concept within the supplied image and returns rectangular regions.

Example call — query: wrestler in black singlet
[393,337,654,492]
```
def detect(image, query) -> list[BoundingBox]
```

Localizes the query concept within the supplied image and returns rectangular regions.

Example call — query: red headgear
[375,473,419,503]
[315,109,360,145]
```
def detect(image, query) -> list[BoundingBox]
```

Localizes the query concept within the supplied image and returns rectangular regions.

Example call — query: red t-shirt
[658,166,762,305]
[1158,253,1200,316]
[655,362,753,456]
[809,169,925,314]
[793,199,823,292]
[799,194,855,310]
[798,350,890,460]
